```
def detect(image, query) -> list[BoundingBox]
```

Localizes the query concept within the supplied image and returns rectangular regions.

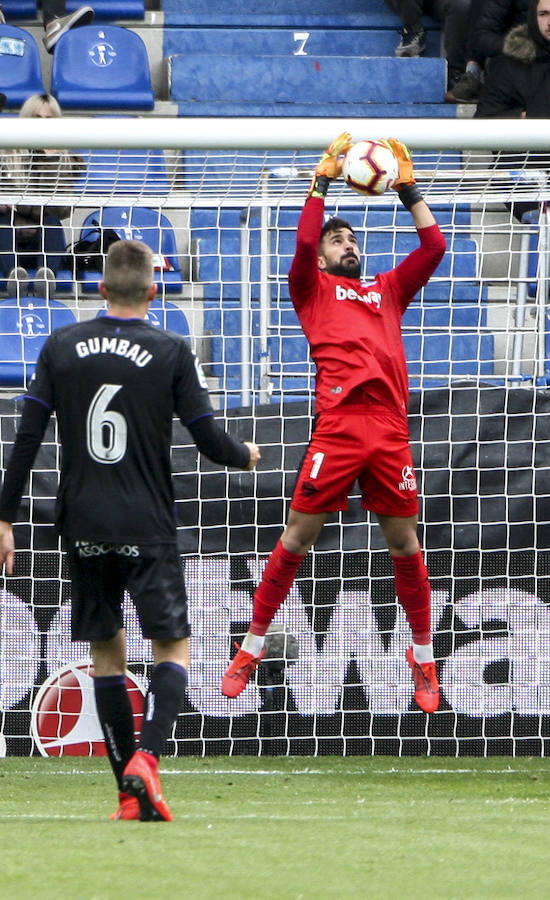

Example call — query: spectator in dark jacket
[446,0,529,102]
[475,0,530,60]
[475,0,550,119]
[475,0,550,220]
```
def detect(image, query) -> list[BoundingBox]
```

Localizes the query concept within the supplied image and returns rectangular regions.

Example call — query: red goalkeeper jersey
[288,196,446,418]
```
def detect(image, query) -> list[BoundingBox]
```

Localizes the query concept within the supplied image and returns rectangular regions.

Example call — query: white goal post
[1,117,550,758]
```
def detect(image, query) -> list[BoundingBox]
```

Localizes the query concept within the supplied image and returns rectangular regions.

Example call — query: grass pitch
[1,756,549,899]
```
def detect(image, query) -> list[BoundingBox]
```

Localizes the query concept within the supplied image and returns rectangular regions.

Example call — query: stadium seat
[0,296,76,387]
[75,147,170,195]
[2,1,36,17]
[403,302,494,389]
[51,25,154,110]
[0,25,45,107]
[75,207,183,293]
[97,299,190,340]
[66,0,145,19]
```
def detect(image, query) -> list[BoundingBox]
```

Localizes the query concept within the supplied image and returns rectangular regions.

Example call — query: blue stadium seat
[51,25,154,110]
[76,207,183,293]
[75,146,169,195]
[520,208,550,382]
[0,296,76,386]
[66,0,145,19]
[520,208,543,298]
[97,299,190,340]
[268,303,312,400]
[2,1,35,17]
[169,53,451,118]
[403,302,494,389]
[0,25,45,107]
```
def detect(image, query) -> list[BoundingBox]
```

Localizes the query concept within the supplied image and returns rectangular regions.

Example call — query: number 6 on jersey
[86,384,127,464]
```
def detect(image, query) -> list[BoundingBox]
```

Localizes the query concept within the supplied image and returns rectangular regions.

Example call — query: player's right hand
[243,441,261,471]
[383,138,416,189]
[315,132,354,180]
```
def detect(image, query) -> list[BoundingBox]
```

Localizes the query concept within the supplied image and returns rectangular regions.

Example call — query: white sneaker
[34,267,56,299]
[43,6,94,53]
[6,267,29,297]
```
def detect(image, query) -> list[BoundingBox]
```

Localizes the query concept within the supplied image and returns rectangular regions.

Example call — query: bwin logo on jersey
[335,285,381,309]
[399,465,417,492]
[89,34,116,67]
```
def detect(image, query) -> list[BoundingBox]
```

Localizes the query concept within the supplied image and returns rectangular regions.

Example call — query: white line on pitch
[5,766,549,777]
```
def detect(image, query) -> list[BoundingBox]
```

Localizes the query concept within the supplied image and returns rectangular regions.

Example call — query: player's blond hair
[103,240,154,304]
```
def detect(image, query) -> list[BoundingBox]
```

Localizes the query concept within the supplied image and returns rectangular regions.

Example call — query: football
[342,139,399,196]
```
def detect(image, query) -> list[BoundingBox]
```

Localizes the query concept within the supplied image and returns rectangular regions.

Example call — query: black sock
[139,662,188,759]
[94,674,136,789]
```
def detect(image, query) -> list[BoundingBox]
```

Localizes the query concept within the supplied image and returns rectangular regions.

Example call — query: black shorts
[66,541,191,643]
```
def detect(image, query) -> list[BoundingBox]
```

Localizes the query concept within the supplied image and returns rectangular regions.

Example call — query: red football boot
[221,643,265,698]
[121,750,173,822]
[406,646,440,713]
[109,791,140,821]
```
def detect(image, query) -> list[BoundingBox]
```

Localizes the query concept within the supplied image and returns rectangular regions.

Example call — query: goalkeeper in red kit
[222,134,446,713]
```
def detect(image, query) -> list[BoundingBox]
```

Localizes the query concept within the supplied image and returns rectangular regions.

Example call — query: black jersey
[26,315,214,543]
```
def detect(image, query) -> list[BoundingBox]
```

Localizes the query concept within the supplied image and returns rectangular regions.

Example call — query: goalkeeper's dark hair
[320,217,356,244]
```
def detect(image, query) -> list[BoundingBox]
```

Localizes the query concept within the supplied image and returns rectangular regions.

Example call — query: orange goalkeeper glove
[383,137,423,210]
[309,131,353,198]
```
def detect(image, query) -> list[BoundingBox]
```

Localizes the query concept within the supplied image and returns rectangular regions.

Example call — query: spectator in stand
[476,0,530,59]
[383,1,473,90]
[475,0,550,220]
[0,93,84,298]
[445,4,486,102]
[0,3,93,53]
[446,0,529,103]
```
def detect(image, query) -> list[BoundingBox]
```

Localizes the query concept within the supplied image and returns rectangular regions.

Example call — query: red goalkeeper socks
[250,539,306,636]
[391,549,432,646]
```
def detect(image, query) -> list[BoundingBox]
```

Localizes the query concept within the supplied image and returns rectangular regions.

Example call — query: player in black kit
[0,240,260,822]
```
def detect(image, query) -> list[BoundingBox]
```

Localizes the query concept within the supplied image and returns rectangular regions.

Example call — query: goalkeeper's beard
[327,257,361,279]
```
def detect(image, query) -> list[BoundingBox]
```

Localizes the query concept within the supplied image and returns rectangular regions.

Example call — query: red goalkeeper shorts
[290,407,419,517]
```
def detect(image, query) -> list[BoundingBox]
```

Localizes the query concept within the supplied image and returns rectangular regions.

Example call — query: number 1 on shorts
[310,451,325,479]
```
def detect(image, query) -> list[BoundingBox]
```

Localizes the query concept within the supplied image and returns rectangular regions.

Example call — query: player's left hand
[315,132,354,180]
[0,520,15,575]
[383,138,416,190]
[243,441,261,471]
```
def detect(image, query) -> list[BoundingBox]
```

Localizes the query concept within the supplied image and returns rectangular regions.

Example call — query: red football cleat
[406,647,440,713]
[109,791,140,821]
[221,643,265,698]
[121,750,173,822]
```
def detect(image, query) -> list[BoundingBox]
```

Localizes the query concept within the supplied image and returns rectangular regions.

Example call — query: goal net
[1,118,550,758]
